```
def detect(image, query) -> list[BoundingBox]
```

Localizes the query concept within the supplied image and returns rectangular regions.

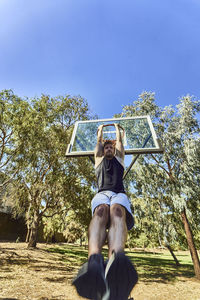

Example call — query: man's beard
[105,152,114,159]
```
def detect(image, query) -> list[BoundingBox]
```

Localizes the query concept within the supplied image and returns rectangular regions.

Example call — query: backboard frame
[65,116,163,157]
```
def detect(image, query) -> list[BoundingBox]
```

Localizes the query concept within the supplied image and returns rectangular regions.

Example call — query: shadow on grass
[0,266,12,273]
[126,253,194,283]
[30,263,73,273]
[0,249,73,274]
[0,275,16,280]
[47,245,195,284]
[0,298,18,300]
[45,276,66,283]
[46,246,89,266]
[1,243,195,285]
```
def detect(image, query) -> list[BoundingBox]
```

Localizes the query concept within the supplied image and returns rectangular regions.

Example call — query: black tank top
[95,156,125,193]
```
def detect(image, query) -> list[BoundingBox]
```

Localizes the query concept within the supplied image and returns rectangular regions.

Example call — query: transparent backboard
[65,116,163,157]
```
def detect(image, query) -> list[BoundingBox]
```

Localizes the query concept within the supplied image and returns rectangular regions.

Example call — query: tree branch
[42,208,67,218]
[0,130,6,162]
[151,154,170,176]
[0,169,19,188]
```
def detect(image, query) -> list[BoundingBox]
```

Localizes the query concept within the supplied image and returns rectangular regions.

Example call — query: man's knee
[110,204,126,219]
[94,204,109,220]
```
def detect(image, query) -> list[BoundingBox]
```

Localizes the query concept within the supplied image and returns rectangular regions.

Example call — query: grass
[1,242,200,300]
[46,244,195,283]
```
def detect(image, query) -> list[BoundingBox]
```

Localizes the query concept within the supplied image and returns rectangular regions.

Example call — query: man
[73,123,138,300]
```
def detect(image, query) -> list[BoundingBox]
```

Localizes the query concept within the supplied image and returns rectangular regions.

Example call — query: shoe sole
[105,252,138,300]
[73,261,107,299]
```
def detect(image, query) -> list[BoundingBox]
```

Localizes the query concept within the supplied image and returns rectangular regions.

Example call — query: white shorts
[91,190,134,230]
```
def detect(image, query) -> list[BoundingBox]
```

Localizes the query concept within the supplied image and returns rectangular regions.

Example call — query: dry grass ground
[0,242,200,300]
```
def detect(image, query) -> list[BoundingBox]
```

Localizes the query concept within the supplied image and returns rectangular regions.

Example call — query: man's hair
[103,140,116,148]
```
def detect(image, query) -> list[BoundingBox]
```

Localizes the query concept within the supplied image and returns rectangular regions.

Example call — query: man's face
[104,143,115,159]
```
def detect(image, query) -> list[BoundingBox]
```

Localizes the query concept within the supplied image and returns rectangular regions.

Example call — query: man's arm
[114,123,125,159]
[94,125,104,167]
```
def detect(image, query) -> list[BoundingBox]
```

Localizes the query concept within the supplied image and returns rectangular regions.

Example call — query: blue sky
[0,0,200,118]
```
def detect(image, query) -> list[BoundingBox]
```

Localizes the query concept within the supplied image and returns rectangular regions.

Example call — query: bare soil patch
[0,242,200,300]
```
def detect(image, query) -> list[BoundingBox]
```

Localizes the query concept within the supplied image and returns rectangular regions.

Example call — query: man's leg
[108,203,127,258]
[88,204,110,257]
[73,204,109,299]
[106,203,138,300]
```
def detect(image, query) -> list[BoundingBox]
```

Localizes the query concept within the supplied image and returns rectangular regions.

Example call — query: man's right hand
[97,124,104,132]
[95,125,104,166]
[97,125,104,143]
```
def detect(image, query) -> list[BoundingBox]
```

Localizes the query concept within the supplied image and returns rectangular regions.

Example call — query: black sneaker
[105,252,138,300]
[72,253,107,300]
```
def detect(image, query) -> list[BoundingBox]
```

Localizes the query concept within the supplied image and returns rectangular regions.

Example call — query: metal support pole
[88,156,95,164]
[123,133,152,180]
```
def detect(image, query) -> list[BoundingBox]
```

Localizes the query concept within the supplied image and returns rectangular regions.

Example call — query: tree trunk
[26,217,32,243]
[181,207,200,279]
[166,244,180,266]
[25,226,31,243]
[27,211,40,249]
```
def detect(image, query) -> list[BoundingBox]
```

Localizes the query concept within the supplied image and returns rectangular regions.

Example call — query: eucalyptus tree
[0,90,27,191]
[10,94,95,248]
[126,175,184,267]
[118,92,200,279]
